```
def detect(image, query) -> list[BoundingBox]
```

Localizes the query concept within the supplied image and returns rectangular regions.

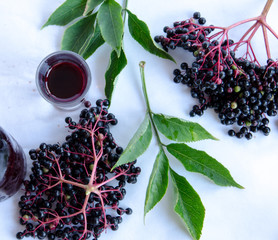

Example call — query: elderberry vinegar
[45,61,86,100]
[36,51,91,109]
[0,127,26,201]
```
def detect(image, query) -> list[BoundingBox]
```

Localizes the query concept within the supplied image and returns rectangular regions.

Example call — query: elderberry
[155,11,278,139]
[17,99,140,239]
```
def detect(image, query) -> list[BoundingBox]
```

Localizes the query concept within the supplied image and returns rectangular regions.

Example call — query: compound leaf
[84,0,104,15]
[79,22,105,59]
[42,0,87,28]
[127,9,175,62]
[144,148,169,217]
[167,143,243,188]
[112,113,152,170]
[105,48,127,103]
[97,0,123,56]
[61,13,97,53]
[153,114,218,142]
[170,168,205,240]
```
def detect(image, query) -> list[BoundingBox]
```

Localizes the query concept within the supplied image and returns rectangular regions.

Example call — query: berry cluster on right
[155,11,278,140]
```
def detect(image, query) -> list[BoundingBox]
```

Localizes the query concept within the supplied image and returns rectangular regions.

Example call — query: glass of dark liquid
[0,127,26,201]
[36,50,91,110]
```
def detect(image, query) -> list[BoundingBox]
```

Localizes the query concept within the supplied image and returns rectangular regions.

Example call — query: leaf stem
[139,61,163,147]
[122,0,128,25]
[139,62,151,115]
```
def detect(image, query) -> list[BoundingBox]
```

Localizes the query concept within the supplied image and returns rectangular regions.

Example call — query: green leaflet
[80,22,105,59]
[97,0,123,56]
[127,10,175,62]
[61,14,97,54]
[105,48,127,103]
[170,168,205,240]
[112,113,152,170]
[83,0,104,15]
[167,143,243,188]
[42,0,87,28]
[153,113,218,142]
[144,148,169,217]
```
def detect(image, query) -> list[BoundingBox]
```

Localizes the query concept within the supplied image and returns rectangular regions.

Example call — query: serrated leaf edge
[167,143,244,189]
[97,0,123,57]
[144,148,169,218]
[126,9,176,63]
[61,13,97,53]
[170,168,205,240]
[104,48,127,103]
[42,0,87,28]
[153,113,219,142]
[111,113,152,170]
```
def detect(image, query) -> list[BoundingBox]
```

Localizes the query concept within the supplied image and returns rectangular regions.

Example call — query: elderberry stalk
[110,61,242,240]
[155,0,278,140]
[16,99,140,240]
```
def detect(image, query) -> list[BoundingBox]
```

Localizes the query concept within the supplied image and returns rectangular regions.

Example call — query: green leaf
[170,168,205,240]
[167,143,243,188]
[144,149,169,217]
[127,10,175,62]
[112,113,152,170]
[153,113,218,142]
[105,48,127,103]
[61,14,97,53]
[83,0,104,15]
[42,0,87,28]
[97,0,123,56]
[80,22,105,59]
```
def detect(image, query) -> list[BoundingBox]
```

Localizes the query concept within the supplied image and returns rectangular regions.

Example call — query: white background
[0,0,278,240]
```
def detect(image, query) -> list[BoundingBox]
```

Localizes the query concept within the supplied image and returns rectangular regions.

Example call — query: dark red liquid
[0,127,26,201]
[45,61,86,100]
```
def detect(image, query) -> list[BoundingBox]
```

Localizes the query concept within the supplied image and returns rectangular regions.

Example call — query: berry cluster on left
[16,99,140,240]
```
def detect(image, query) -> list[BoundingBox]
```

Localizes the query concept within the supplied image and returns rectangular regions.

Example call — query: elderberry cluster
[155,12,278,139]
[154,11,212,53]
[17,99,140,240]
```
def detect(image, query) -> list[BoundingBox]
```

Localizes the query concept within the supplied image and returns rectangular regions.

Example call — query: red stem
[262,24,271,58]
[261,0,273,17]
[233,22,257,52]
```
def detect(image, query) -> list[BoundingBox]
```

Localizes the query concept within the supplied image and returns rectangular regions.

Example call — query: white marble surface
[0,0,278,239]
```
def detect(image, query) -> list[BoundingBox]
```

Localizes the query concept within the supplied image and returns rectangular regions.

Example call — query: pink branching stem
[97,191,108,228]
[249,42,259,64]
[90,141,103,186]
[262,21,278,39]
[26,181,61,204]
[96,172,126,188]
[67,174,84,183]
[242,23,262,63]
[65,148,95,161]
[262,24,271,59]
[225,16,259,32]
[211,0,275,68]
[233,21,259,52]
[89,124,100,181]
[79,194,90,239]
[238,21,256,42]
[61,178,87,190]
[233,0,276,60]
[19,100,140,240]
[208,30,224,41]
[53,154,63,177]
